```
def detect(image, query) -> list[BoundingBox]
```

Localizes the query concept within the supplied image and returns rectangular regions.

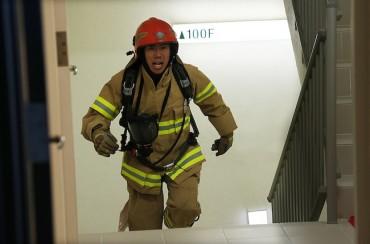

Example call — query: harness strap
[137,131,197,172]
[119,65,138,151]
[120,60,200,171]
[137,108,186,168]
[172,62,199,137]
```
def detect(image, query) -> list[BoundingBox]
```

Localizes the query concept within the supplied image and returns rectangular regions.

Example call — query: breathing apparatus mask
[127,114,159,157]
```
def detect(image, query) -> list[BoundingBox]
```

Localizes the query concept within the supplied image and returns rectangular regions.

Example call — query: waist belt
[134,132,198,172]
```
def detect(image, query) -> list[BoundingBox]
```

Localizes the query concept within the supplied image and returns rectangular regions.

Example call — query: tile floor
[79,219,355,244]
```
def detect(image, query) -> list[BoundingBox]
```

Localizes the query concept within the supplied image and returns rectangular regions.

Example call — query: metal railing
[292,0,326,63]
[267,0,339,223]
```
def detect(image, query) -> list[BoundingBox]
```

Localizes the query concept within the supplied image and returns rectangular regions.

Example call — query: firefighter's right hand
[92,130,119,157]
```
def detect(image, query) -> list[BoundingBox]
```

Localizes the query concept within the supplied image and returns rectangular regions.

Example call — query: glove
[211,132,233,156]
[92,129,119,157]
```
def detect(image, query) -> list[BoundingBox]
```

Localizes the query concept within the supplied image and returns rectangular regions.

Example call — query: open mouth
[152,62,163,69]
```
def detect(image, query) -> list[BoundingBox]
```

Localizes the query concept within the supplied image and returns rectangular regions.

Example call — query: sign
[172,20,290,44]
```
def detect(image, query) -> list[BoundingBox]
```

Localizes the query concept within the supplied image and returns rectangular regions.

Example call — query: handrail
[291,0,326,63]
[267,29,326,202]
[267,0,339,224]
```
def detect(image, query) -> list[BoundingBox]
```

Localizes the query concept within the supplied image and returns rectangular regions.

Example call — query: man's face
[144,43,171,75]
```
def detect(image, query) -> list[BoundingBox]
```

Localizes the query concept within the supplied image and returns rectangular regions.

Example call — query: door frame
[41,0,78,243]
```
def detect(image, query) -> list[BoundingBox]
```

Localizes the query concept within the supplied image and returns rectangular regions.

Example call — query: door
[41,0,78,243]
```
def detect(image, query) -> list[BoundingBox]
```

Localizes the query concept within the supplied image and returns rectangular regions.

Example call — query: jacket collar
[140,65,172,90]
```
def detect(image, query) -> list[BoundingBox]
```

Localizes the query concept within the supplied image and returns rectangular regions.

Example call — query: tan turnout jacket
[82,57,237,195]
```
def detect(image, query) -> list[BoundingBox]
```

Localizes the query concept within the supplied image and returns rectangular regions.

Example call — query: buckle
[180,78,190,88]
[162,162,175,171]
[123,82,135,96]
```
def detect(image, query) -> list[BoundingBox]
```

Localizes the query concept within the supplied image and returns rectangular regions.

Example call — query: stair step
[336,96,352,105]
[337,134,353,145]
[337,175,355,219]
[337,175,354,188]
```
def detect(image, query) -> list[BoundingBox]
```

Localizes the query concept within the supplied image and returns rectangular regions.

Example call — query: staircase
[268,0,355,223]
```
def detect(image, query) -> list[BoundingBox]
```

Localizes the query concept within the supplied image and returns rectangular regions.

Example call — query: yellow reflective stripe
[91,96,120,120]
[166,146,205,180]
[158,116,190,135]
[121,162,162,187]
[164,208,174,228]
[194,82,217,104]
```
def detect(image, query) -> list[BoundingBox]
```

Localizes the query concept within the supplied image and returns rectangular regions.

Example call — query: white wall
[66,0,300,234]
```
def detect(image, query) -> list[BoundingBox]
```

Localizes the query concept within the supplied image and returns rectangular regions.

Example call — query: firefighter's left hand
[211,132,233,156]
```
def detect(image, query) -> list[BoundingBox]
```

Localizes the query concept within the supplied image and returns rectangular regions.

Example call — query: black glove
[211,132,233,156]
[92,129,119,157]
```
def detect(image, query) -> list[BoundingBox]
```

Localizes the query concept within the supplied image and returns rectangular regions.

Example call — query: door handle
[69,65,78,75]
[49,135,65,149]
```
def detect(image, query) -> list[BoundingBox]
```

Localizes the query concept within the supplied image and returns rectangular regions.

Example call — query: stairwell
[270,0,355,222]
[335,0,354,220]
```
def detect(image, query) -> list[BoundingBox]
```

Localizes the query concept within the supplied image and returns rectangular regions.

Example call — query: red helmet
[134,17,178,57]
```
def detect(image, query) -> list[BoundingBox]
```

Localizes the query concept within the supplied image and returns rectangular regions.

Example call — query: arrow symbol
[179,31,185,39]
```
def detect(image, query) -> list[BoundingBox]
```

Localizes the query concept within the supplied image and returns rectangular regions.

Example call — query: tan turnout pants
[118,173,201,231]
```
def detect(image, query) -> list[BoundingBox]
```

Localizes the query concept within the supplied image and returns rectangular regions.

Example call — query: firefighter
[81,17,237,231]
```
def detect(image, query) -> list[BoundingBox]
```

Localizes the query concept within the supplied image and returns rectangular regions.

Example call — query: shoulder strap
[171,60,200,138]
[119,57,200,152]
[122,63,139,110]
[172,61,193,100]
[118,59,139,151]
